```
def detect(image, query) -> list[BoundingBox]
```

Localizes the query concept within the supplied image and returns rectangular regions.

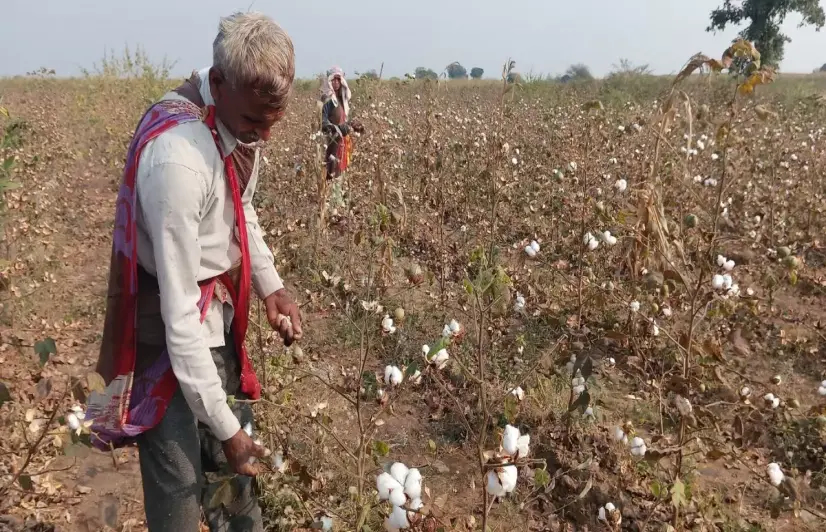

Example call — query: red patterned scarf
[87,82,260,450]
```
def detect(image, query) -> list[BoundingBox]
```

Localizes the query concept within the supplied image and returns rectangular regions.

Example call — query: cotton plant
[614,178,628,193]
[384,365,404,387]
[763,393,781,409]
[422,344,450,370]
[441,319,463,340]
[524,239,540,258]
[377,462,425,531]
[485,425,530,498]
[510,386,525,402]
[583,231,600,251]
[598,502,621,528]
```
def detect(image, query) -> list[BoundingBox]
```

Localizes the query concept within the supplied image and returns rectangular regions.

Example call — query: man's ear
[208,67,225,102]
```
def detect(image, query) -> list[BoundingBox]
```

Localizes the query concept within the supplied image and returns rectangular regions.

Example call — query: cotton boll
[499,465,518,493]
[431,349,449,369]
[771,397,781,409]
[384,366,403,386]
[711,153,719,161]
[377,472,403,501]
[605,502,616,512]
[588,238,599,251]
[404,469,422,500]
[583,232,594,246]
[614,179,627,192]
[712,275,725,290]
[723,260,735,271]
[66,413,81,431]
[382,315,396,334]
[70,405,86,420]
[629,437,647,457]
[722,275,733,290]
[717,255,727,267]
[390,463,410,486]
[449,319,461,334]
[818,381,826,396]
[767,463,784,486]
[516,434,530,458]
[529,240,540,253]
[524,245,537,258]
[510,386,525,401]
[514,293,526,312]
[486,470,507,497]
[441,324,452,337]
[629,301,640,313]
[573,384,586,396]
[740,386,752,398]
[598,507,607,522]
[613,427,628,444]
[387,504,410,529]
[502,425,520,456]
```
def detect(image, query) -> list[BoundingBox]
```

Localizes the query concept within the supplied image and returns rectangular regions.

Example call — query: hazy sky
[2,0,825,79]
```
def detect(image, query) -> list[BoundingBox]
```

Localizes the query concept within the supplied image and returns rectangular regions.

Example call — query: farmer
[87,12,301,531]
[320,67,364,179]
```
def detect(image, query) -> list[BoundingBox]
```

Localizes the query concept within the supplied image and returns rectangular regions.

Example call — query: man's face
[332,77,342,92]
[209,67,286,145]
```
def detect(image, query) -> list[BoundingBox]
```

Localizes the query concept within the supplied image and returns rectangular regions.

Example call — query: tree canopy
[707,0,825,67]
[470,67,484,79]
[446,62,468,79]
[414,67,438,80]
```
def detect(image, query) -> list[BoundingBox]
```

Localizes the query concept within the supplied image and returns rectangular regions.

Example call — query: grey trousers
[136,338,264,532]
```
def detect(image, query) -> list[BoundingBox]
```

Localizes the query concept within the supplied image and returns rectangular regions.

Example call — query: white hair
[213,12,295,100]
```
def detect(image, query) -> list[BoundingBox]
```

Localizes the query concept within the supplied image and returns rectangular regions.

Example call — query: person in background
[87,12,301,532]
[320,67,363,180]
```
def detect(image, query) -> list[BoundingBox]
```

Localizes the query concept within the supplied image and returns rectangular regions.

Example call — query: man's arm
[138,161,240,442]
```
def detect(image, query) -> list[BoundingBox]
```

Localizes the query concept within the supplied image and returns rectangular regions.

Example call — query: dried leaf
[577,478,592,499]
[0,382,11,407]
[35,378,52,400]
[86,372,106,394]
[670,478,687,509]
[209,479,239,509]
[373,440,390,457]
[18,475,33,491]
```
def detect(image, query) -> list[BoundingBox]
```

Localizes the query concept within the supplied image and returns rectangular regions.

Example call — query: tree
[470,67,484,79]
[707,0,825,67]
[445,62,468,79]
[561,63,594,82]
[414,67,438,80]
[609,58,652,77]
[356,69,379,80]
[820,63,826,72]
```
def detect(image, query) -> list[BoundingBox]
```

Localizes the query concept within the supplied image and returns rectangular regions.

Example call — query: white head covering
[321,66,351,116]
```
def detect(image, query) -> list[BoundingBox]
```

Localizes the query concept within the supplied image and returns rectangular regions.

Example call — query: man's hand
[264,288,303,346]
[222,429,266,476]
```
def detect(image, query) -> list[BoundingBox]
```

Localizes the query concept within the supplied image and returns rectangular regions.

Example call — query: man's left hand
[264,288,303,345]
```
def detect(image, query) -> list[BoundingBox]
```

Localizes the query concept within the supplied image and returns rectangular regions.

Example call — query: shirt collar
[197,68,238,156]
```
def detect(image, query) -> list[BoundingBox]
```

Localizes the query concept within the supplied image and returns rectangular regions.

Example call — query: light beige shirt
[135,68,282,441]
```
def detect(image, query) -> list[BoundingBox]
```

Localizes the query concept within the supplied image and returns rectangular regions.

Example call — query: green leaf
[226,395,236,408]
[671,478,687,509]
[0,382,11,408]
[650,480,666,499]
[463,278,474,295]
[404,362,419,379]
[34,338,57,367]
[534,468,551,488]
[373,440,390,457]
[86,372,106,394]
[18,474,33,491]
[428,439,437,452]
[503,395,519,424]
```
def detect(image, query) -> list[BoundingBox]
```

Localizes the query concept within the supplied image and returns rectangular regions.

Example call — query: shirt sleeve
[244,156,284,299]
[138,160,241,442]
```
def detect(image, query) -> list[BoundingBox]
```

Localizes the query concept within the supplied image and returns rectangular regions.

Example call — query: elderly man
[87,12,300,531]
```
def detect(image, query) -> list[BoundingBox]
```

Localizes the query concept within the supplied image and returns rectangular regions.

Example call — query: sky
[2,0,825,79]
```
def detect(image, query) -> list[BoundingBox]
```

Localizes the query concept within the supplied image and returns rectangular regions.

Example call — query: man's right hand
[222,428,266,476]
